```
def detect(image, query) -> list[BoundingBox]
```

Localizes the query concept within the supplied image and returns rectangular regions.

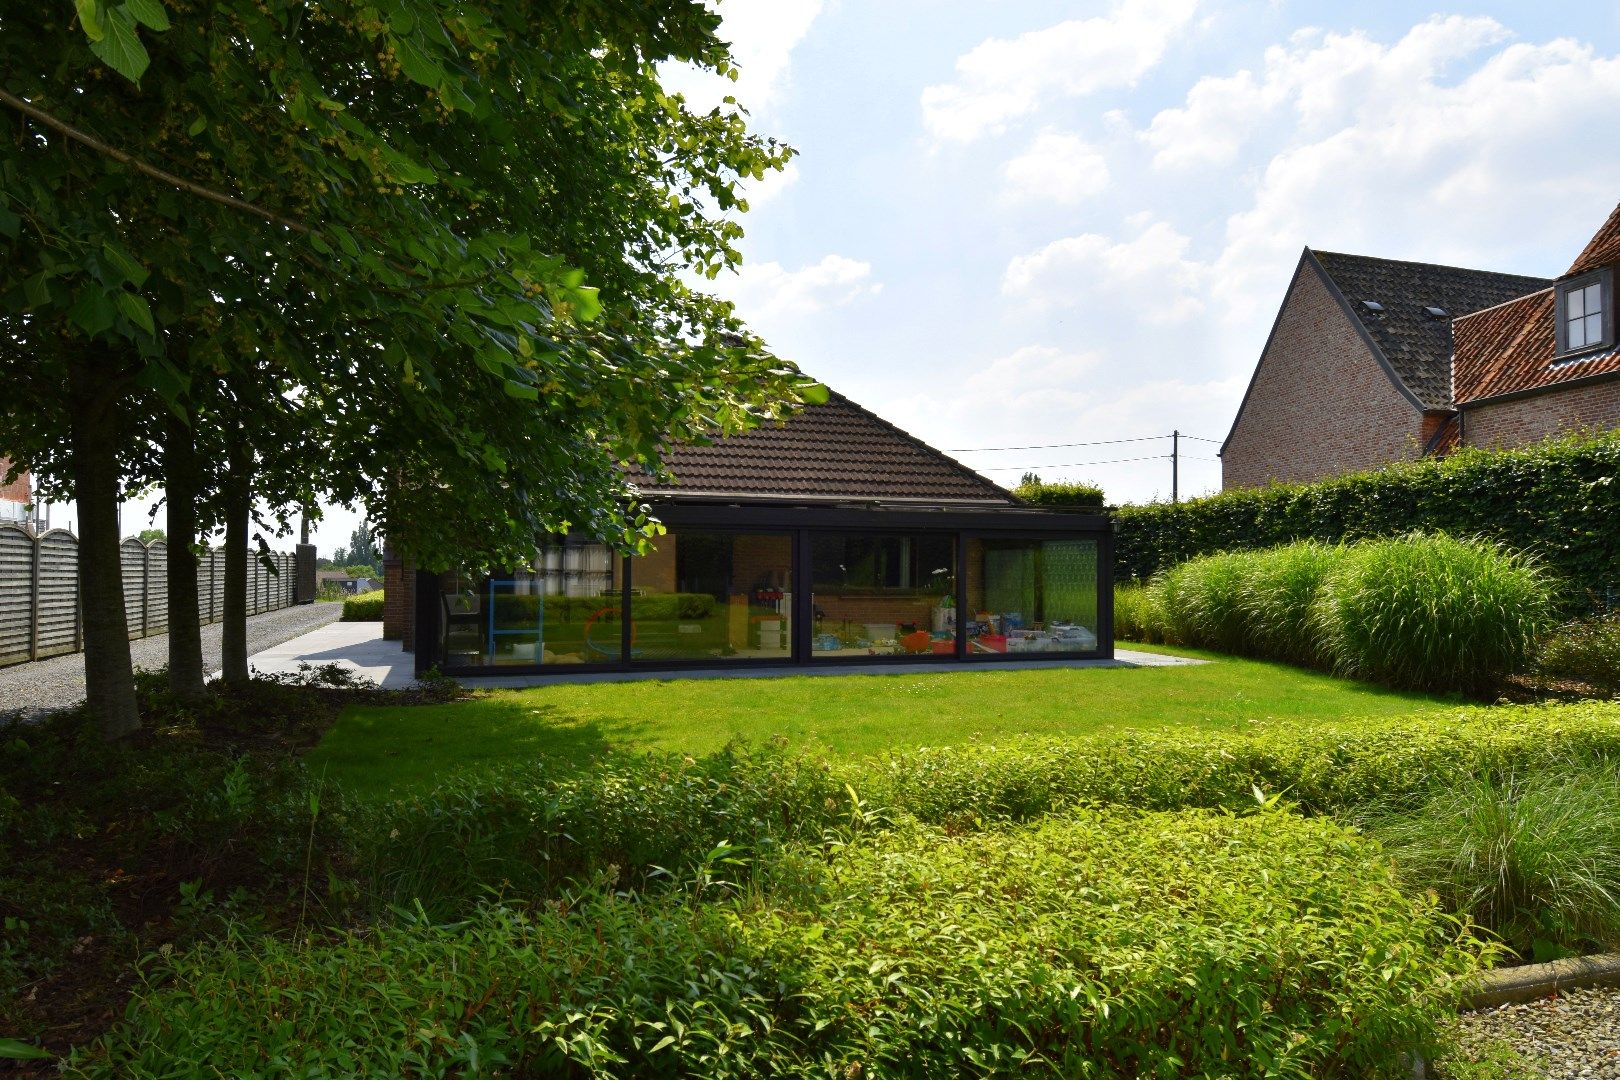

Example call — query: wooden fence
[0,525,297,668]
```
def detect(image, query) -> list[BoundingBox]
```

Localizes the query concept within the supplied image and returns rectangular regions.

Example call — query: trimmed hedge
[78,811,1489,1078]
[1115,431,1620,607]
[1539,613,1620,693]
[1013,476,1105,508]
[339,589,385,621]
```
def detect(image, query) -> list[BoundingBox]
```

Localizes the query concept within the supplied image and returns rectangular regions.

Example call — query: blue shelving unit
[486,580,543,663]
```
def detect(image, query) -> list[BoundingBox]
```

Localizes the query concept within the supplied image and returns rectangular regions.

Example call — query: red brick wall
[382,550,414,647]
[1222,263,1425,489]
[1461,378,1620,449]
[0,459,29,505]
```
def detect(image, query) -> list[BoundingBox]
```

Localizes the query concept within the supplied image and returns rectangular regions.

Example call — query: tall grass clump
[1239,540,1340,666]
[1538,612,1620,694]
[1112,580,1166,642]
[1372,764,1620,959]
[1314,534,1555,694]
[1156,549,1261,651]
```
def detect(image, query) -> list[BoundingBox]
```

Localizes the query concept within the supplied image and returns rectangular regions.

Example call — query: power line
[1180,434,1223,444]
[977,454,1172,472]
[947,432,1224,453]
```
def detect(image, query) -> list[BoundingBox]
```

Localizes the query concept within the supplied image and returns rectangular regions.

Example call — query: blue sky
[686,0,1620,505]
[56,0,1620,554]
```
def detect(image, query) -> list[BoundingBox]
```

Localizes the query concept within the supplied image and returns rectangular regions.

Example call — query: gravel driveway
[1447,986,1620,1078]
[0,602,344,716]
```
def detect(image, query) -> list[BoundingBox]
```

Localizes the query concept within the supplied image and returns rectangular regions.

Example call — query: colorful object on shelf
[899,629,932,654]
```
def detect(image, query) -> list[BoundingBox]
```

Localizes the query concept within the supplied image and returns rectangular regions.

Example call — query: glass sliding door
[809,532,957,659]
[438,540,626,668]
[965,537,1099,655]
[631,529,793,663]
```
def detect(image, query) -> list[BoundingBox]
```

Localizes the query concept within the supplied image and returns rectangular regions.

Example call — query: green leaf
[68,288,116,336]
[392,36,445,88]
[503,379,540,401]
[116,291,155,334]
[88,8,150,82]
[102,242,149,288]
[0,204,18,239]
[0,1039,51,1061]
[801,381,830,405]
[23,273,51,307]
[74,0,106,41]
[187,113,207,136]
[122,0,169,32]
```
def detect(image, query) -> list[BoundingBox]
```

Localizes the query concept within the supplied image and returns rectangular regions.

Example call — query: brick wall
[0,459,29,506]
[1223,262,1425,489]
[381,549,414,647]
[1461,377,1620,449]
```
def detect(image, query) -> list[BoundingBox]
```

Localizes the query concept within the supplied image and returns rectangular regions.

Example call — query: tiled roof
[1567,202,1620,276]
[1312,250,1553,409]
[626,391,1017,505]
[1453,287,1620,403]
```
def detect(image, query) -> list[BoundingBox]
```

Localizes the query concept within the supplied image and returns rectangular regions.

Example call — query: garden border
[1463,953,1620,1010]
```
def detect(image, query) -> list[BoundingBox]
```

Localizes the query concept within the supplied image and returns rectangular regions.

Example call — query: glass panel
[1570,314,1588,349]
[1568,286,1585,319]
[632,530,792,663]
[811,533,956,658]
[439,542,626,667]
[1587,312,1604,346]
[1585,283,1603,316]
[965,538,1099,654]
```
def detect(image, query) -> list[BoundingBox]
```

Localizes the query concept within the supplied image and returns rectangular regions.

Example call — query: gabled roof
[1311,250,1552,410]
[1567,202,1620,277]
[626,391,1017,505]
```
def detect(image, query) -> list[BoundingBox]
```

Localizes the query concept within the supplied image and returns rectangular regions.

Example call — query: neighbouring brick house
[386,390,1112,676]
[1221,201,1620,488]
[0,458,30,524]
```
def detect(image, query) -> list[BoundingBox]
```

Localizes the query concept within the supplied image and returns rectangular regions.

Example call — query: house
[0,459,30,525]
[317,570,375,595]
[389,390,1112,676]
[1221,201,1620,488]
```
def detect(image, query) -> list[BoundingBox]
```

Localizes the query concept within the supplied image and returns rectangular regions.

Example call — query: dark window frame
[1555,268,1615,359]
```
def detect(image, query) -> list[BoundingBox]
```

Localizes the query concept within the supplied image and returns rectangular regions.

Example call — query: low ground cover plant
[75,809,1490,1078]
[1537,612,1620,695]
[339,589,385,621]
[1130,533,1555,693]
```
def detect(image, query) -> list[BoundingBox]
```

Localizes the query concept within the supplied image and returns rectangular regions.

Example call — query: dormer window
[1557,269,1613,356]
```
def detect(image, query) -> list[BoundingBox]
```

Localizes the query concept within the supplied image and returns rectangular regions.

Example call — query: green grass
[310,649,1454,795]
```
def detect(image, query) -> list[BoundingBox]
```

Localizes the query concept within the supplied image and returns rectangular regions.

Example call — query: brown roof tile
[1567,202,1620,276]
[1453,288,1620,403]
[626,391,1016,505]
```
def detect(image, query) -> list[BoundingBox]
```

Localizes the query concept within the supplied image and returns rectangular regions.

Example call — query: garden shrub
[79,810,1490,1078]
[1372,765,1620,960]
[340,589,385,621]
[1238,540,1339,666]
[1155,549,1260,651]
[1314,534,1554,694]
[1111,581,1166,642]
[1538,612,1620,694]
[1012,476,1105,508]
[1113,430,1620,607]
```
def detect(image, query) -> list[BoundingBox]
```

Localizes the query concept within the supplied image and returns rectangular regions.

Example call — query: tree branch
[0,87,311,235]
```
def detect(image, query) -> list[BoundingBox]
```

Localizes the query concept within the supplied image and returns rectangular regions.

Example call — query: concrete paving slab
[248,623,1206,690]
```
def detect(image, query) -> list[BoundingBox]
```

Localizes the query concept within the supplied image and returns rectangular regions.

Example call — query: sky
[39,0,1620,554]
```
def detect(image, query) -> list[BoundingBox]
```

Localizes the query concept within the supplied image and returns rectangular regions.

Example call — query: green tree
[0,0,819,737]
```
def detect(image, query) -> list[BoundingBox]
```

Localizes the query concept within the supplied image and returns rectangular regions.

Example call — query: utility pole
[1171,429,1180,504]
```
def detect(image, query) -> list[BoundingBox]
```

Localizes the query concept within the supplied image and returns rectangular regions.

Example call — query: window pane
[1568,286,1585,318]
[965,538,1099,654]
[1570,316,1588,349]
[811,533,955,658]
[633,530,792,663]
[1587,312,1604,346]
[440,542,627,667]
[1585,283,1604,315]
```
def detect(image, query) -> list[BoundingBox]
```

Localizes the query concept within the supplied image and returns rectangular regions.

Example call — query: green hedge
[1115,431,1620,606]
[1012,476,1105,508]
[78,811,1487,1078]
[339,590,385,621]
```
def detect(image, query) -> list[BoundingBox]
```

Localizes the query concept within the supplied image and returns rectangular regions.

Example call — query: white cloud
[1000,131,1111,205]
[661,0,824,115]
[921,0,1200,143]
[723,254,881,323]
[741,161,800,210]
[1002,221,1207,319]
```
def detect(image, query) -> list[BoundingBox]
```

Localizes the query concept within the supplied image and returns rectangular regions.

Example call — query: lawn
[309,645,1455,795]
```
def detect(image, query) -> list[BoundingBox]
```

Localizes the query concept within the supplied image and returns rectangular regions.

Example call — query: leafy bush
[1156,549,1259,651]
[1372,765,1620,960]
[340,589,385,621]
[79,810,1490,1078]
[1538,612,1620,693]
[1012,475,1105,508]
[1111,581,1166,642]
[1315,534,1554,694]
[1114,430,1620,607]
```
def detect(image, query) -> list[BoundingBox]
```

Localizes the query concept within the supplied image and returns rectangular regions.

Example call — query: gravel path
[0,603,344,716]
[1448,986,1620,1078]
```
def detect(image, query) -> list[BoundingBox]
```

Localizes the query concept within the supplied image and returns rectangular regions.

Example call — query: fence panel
[35,531,81,660]
[0,533,302,669]
[0,527,33,665]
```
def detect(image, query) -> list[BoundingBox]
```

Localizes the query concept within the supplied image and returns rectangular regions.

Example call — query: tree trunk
[164,413,208,703]
[68,357,140,740]
[220,442,251,688]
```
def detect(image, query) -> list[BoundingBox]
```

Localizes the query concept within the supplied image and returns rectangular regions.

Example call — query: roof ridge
[1451,283,1555,323]
[820,389,1016,501]
[1310,248,1552,287]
